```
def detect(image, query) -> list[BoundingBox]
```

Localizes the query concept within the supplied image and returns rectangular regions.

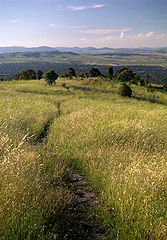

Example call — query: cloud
[8,20,19,23]
[68,4,105,11]
[49,24,56,28]
[80,28,130,35]
[120,32,124,40]
[49,24,63,29]
[145,32,154,38]
[128,32,155,40]
[68,25,91,29]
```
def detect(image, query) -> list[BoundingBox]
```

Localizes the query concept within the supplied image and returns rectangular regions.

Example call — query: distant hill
[0,46,167,54]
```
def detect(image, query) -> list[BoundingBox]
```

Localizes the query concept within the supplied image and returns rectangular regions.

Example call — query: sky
[0,0,167,48]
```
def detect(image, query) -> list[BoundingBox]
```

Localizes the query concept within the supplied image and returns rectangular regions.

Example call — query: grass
[0,78,167,239]
[0,80,72,239]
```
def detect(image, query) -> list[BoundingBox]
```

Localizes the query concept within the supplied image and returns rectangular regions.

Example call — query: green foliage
[89,67,103,77]
[15,69,36,80]
[144,73,150,86]
[119,82,132,97]
[115,68,134,82]
[59,73,69,78]
[107,66,113,80]
[67,67,76,77]
[131,73,140,84]
[0,77,3,81]
[36,70,43,80]
[44,69,58,85]
[163,84,167,91]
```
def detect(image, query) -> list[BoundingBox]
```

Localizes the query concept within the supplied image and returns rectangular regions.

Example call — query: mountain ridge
[0,46,167,54]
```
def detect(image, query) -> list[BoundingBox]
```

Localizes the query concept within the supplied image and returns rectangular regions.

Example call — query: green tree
[15,69,36,80]
[67,67,76,77]
[131,73,140,85]
[119,83,132,97]
[144,73,149,86]
[0,77,3,81]
[44,69,58,85]
[89,67,102,77]
[36,70,43,80]
[117,68,134,82]
[107,66,113,80]
[59,73,69,78]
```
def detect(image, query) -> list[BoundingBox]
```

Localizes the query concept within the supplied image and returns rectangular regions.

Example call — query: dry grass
[0,78,167,239]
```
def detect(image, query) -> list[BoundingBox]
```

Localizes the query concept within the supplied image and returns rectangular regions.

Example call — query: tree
[36,70,43,80]
[15,69,36,80]
[67,67,76,77]
[130,73,140,85]
[59,73,69,78]
[117,68,134,82]
[89,67,102,77]
[107,66,113,80]
[119,83,132,97]
[163,84,167,92]
[144,73,149,86]
[0,77,3,81]
[44,69,58,85]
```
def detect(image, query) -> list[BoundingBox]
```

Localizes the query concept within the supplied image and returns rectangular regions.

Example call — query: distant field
[0,50,167,66]
[0,50,167,83]
[0,78,167,239]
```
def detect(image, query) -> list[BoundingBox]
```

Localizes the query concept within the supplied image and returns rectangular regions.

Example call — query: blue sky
[0,0,167,48]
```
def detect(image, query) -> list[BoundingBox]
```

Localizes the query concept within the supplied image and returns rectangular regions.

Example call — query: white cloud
[80,28,130,35]
[120,32,124,40]
[128,32,155,40]
[145,32,154,38]
[80,38,86,41]
[68,25,91,29]
[8,20,19,23]
[68,4,105,11]
[49,24,56,28]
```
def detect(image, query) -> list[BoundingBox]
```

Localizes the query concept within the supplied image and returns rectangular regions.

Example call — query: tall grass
[47,79,167,239]
[0,78,167,239]
[0,80,72,239]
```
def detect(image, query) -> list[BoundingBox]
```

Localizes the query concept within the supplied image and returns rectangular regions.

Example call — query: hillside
[0,77,167,239]
[0,50,167,83]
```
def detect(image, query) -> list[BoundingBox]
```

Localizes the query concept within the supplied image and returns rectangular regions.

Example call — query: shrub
[107,66,113,80]
[67,68,76,77]
[36,70,43,80]
[119,83,132,97]
[89,67,103,77]
[15,69,36,80]
[59,73,69,78]
[117,69,134,82]
[163,84,167,91]
[44,69,58,85]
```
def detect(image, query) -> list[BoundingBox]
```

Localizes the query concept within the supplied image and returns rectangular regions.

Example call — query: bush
[44,70,58,85]
[107,66,113,80]
[67,68,76,77]
[89,67,103,77]
[119,83,132,97]
[36,70,43,80]
[15,69,36,80]
[163,84,167,91]
[59,73,69,78]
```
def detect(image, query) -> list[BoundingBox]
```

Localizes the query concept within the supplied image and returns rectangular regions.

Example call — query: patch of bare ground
[63,169,107,240]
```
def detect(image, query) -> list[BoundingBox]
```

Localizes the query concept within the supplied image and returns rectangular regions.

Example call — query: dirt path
[63,169,107,240]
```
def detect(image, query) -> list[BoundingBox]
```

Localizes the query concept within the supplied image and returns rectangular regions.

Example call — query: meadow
[0,78,167,239]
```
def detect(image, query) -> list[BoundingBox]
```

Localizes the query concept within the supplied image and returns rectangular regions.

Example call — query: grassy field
[0,78,167,239]
[0,51,167,66]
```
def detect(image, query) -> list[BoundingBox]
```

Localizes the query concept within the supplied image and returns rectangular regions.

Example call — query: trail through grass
[0,78,167,239]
